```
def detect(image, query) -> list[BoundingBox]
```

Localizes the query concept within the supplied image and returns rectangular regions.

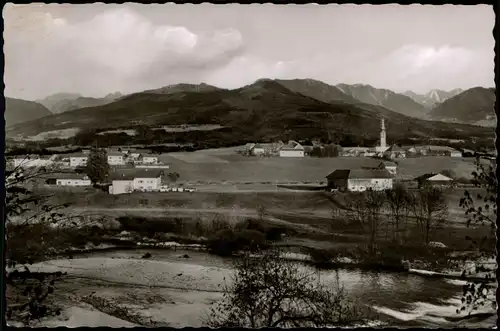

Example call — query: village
[6,119,495,195]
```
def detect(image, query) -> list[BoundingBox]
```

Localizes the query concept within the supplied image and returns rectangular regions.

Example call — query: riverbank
[12,248,496,328]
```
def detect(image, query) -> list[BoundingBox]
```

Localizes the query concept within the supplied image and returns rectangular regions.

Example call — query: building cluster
[325,161,454,192]
[244,119,465,160]
[244,140,307,158]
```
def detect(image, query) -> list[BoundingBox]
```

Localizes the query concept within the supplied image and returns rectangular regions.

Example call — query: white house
[69,154,88,167]
[450,150,463,158]
[107,152,126,165]
[109,179,134,195]
[250,144,265,156]
[279,140,305,157]
[109,170,164,194]
[378,161,397,175]
[140,154,159,164]
[55,174,92,187]
[326,168,393,192]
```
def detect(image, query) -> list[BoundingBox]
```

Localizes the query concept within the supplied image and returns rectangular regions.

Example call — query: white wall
[279,150,304,157]
[385,166,397,175]
[110,180,134,195]
[108,156,125,165]
[70,157,88,167]
[133,177,161,191]
[348,178,393,191]
[56,179,92,186]
[142,157,158,164]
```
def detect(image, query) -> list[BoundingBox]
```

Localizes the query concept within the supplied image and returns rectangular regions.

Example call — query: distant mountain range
[7,79,493,144]
[403,89,464,108]
[36,92,123,114]
[429,87,496,126]
[5,97,52,127]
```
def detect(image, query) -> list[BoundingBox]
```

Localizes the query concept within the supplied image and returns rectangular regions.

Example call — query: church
[341,118,404,158]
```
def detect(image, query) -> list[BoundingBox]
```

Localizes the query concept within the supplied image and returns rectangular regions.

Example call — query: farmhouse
[68,154,88,167]
[107,152,126,165]
[50,173,92,187]
[424,146,462,157]
[326,168,393,192]
[109,169,164,194]
[279,140,305,157]
[414,173,454,188]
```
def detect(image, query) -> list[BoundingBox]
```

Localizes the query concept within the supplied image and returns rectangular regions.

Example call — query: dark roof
[380,161,397,167]
[111,169,164,180]
[66,153,87,158]
[326,168,393,180]
[107,152,125,157]
[414,173,453,182]
[385,144,405,152]
[49,173,90,180]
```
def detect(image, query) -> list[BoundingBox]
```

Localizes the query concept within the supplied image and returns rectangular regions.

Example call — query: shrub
[207,229,268,257]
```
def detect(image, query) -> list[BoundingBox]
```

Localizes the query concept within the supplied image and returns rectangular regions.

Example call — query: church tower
[380,118,387,150]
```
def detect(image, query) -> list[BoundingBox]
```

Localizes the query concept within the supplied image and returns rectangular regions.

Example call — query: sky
[3,3,495,100]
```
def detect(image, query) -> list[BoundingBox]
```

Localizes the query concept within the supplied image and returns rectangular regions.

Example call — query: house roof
[380,161,397,167]
[414,173,453,182]
[66,153,88,158]
[107,152,125,157]
[141,154,158,158]
[281,141,305,151]
[326,168,393,180]
[253,143,264,149]
[426,145,459,152]
[50,172,90,180]
[385,144,405,152]
[111,169,164,180]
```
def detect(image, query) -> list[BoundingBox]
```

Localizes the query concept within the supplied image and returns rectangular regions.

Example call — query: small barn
[326,168,393,192]
[383,145,406,159]
[279,141,305,157]
[414,173,454,188]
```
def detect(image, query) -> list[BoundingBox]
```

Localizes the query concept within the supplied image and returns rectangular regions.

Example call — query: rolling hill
[403,89,463,108]
[273,79,360,104]
[37,92,123,114]
[142,83,222,94]
[336,83,427,118]
[7,80,493,144]
[5,97,53,127]
[429,87,496,126]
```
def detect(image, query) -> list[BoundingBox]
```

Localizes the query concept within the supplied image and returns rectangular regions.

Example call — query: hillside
[37,92,123,114]
[273,79,360,104]
[336,83,427,118]
[429,87,496,126]
[142,83,222,94]
[403,89,463,108]
[5,97,53,127]
[7,80,493,144]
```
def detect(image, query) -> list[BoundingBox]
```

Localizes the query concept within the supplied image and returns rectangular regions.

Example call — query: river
[66,248,496,328]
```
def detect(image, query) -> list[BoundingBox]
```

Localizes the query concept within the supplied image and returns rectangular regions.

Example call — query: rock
[402,260,411,271]
[429,241,447,248]
[182,254,190,259]
[142,252,152,259]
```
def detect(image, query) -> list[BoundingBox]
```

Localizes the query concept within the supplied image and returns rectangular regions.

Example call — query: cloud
[4,6,244,98]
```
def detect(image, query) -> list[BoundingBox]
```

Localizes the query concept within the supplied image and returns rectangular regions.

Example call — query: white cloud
[4,6,244,98]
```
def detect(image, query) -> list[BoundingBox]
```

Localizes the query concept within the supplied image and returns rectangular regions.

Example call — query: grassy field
[155,149,482,184]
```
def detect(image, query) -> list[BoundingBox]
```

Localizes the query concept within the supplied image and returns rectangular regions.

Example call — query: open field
[154,148,484,184]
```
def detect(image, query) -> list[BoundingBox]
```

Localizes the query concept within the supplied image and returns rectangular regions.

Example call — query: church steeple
[380,118,387,150]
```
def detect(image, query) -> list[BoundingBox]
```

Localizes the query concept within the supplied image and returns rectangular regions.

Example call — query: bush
[207,229,268,257]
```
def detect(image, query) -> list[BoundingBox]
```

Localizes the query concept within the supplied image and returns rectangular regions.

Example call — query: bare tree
[384,183,411,243]
[457,157,497,315]
[409,184,448,245]
[205,248,367,328]
[5,165,75,325]
[346,190,386,255]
